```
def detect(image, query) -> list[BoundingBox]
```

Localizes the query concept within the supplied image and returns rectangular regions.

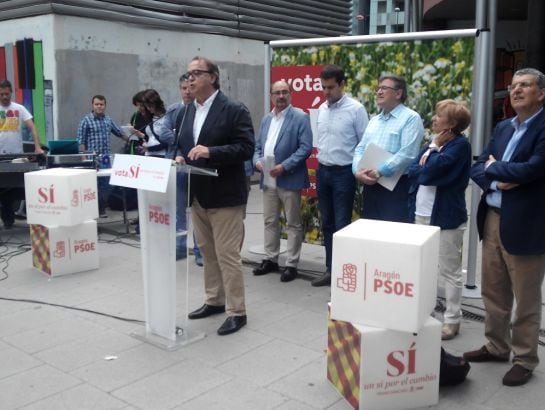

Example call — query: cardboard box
[25,168,98,226]
[331,219,439,333]
[31,220,99,276]
[327,313,441,410]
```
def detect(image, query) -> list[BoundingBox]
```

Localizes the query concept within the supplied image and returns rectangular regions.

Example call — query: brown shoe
[502,364,532,386]
[463,346,509,362]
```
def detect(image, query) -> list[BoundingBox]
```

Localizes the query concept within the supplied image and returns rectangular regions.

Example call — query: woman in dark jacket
[408,99,472,341]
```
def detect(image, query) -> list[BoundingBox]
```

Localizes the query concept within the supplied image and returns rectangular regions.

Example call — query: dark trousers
[362,175,410,223]
[0,188,24,226]
[316,165,356,272]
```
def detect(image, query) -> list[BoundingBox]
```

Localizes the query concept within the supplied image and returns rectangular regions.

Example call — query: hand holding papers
[357,142,403,191]
[262,156,276,189]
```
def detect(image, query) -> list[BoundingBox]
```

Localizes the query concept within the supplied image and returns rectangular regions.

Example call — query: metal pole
[404,0,411,32]
[264,42,271,117]
[270,28,478,48]
[465,0,494,296]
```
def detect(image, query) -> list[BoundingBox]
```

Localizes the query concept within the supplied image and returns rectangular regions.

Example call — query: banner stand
[109,155,217,350]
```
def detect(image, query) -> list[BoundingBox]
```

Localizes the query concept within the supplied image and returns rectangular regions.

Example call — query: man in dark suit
[175,56,254,336]
[253,80,312,282]
[465,68,545,386]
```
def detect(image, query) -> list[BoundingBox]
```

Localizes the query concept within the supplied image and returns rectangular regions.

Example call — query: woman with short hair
[408,99,472,340]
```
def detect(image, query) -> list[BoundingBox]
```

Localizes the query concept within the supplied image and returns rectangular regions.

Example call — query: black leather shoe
[280,267,298,282]
[311,273,331,287]
[503,364,533,386]
[188,304,225,320]
[463,345,509,362]
[217,315,247,335]
[253,260,279,276]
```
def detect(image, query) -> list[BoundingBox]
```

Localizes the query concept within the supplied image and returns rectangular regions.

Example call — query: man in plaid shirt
[77,95,127,217]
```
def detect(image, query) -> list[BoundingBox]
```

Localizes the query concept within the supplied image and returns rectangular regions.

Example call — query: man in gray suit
[253,80,313,282]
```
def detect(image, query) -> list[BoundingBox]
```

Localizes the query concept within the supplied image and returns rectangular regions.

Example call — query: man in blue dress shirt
[312,65,369,287]
[464,68,545,387]
[352,74,424,223]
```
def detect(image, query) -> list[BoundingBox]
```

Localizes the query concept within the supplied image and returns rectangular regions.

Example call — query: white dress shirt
[193,90,219,144]
[263,106,288,158]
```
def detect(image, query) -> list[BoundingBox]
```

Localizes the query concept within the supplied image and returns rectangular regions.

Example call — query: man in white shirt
[253,80,312,282]
[175,56,254,336]
[0,80,43,228]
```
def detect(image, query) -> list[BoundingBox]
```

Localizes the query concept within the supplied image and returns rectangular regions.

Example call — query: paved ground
[0,185,544,409]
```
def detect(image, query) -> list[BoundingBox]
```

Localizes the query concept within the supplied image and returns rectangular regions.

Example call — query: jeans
[97,157,112,212]
[176,170,188,258]
[175,170,200,259]
[316,165,356,272]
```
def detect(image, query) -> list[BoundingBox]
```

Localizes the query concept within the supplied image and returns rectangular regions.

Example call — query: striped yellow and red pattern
[31,224,51,275]
[327,316,361,409]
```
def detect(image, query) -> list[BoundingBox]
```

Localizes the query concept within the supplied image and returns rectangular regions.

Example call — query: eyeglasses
[185,69,212,78]
[271,90,290,96]
[376,86,398,92]
[507,81,536,92]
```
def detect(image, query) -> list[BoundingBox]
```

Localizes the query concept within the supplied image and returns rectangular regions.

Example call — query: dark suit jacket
[253,106,312,191]
[470,108,545,254]
[176,91,255,209]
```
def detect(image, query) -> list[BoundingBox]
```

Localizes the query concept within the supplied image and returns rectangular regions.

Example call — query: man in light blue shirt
[352,74,424,223]
[312,65,369,287]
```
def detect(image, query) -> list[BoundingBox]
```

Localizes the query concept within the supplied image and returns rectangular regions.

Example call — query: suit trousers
[482,209,545,370]
[262,187,303,267]
[192,199,246,316]
[415,215,465,324]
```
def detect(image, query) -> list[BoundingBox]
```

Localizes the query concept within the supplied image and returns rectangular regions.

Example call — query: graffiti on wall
[0,38,52,143]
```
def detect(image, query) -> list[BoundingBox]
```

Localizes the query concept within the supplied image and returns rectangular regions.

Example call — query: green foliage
[272,38,474,136]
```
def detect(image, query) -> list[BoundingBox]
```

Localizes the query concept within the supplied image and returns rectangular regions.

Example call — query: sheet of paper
[357,142,403,191]
[262,156,276,189]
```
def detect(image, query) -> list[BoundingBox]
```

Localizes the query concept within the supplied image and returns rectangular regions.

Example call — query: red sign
[271,65,325,113]
[272,65,325,197]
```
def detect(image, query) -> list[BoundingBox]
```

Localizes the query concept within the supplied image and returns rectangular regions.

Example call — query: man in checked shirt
[77,95,127,217]
[352,74,424,223]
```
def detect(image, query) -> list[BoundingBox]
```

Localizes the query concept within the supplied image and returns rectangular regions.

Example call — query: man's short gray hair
[514,68,545,89]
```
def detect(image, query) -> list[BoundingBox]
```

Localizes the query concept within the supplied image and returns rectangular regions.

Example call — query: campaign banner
[330,219,439,333]
[271,38,474,244]
[109,154,172,193]
[25,168,98,226]
[328,311,441,410]
[31,220,99,276]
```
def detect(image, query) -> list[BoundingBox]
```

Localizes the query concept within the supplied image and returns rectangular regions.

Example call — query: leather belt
[489,206,501,214]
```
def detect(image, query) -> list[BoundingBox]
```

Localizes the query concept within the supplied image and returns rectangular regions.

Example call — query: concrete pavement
[0,185,544,409]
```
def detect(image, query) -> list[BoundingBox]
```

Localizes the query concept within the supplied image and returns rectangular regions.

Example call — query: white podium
[109,154,217,350]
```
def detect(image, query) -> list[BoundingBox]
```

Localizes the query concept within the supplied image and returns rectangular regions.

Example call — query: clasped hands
[355,168,380,185]
[255,161,284,177]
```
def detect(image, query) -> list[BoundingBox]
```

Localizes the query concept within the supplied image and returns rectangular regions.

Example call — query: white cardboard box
[327,314,441,410]
[25,168,98,226]
[331,219,439,333]
[30,220,99,276]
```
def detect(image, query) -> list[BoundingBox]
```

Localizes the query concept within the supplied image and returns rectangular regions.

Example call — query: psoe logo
[83,188,96,203]
[53,240,65,258]
[71,189,79,207]
[336,263,357,292]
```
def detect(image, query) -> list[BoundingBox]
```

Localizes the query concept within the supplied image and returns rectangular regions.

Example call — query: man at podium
[175,56,254,336]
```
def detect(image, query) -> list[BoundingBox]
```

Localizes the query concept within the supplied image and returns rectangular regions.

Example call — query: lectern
[109,154,217,350]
